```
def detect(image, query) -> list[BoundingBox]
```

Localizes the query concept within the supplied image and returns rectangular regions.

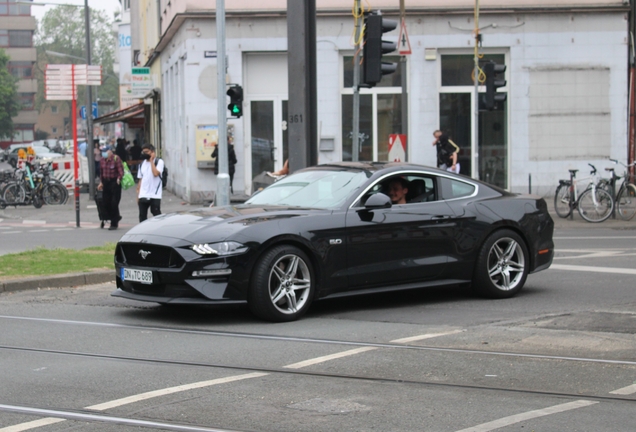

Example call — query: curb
[0,271,115,294]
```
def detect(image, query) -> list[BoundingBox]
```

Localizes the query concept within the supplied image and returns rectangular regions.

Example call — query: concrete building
[139,0,630,201]
[0,1,37,148]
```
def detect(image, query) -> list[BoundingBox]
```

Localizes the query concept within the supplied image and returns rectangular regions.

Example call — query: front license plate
[121,268,153,284]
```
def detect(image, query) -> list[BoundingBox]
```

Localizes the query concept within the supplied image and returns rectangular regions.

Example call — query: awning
[94,102,145,127]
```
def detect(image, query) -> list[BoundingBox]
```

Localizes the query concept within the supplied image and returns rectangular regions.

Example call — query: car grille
[117,243,185,268]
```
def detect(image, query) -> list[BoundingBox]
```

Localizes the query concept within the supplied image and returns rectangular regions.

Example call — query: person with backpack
[136,144,164,222]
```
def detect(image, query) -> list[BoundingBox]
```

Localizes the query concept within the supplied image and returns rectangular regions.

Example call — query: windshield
[246,169,369,209]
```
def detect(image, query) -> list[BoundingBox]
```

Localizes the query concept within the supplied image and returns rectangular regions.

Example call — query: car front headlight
[191,241,248,256]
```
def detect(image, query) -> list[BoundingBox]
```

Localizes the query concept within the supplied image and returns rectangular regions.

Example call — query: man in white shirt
[136,144,164,222]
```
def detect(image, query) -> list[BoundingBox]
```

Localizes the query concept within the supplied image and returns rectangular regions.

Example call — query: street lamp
[24,0,97,199]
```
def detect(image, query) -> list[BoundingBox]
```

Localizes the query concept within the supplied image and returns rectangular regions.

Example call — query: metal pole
[473,0,480,180]
[400,0,408,159]
[352,0,361,162]
[215,0,230,206]
[72,66,80,228]
[84,0,95,200]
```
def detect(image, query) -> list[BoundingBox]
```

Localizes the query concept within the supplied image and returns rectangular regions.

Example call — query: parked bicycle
[1,162,68,208]
[596,159,636,221]
[554,163,614,222]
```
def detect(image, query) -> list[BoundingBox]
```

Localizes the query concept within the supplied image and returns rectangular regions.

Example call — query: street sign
[398,18,412,55]
[79,102,98,120]
[131,67,153,97]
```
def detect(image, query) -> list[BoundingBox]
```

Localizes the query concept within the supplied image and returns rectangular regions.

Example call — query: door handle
[431,215,451,220]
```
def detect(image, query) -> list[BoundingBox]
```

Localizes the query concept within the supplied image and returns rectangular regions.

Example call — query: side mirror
[364,192,392,209]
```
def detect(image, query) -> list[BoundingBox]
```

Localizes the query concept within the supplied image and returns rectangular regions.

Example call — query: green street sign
[132,67,150,75]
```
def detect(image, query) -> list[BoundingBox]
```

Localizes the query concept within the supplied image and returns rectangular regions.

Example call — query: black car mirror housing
[365,192,392,209]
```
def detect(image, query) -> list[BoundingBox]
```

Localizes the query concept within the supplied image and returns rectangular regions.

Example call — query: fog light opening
[192,269,232,277]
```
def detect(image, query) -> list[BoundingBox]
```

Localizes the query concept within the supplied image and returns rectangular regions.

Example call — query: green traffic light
[232,105,240,114]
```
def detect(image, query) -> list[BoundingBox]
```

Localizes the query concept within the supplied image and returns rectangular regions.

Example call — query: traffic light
[362,12,398,87]
[483,61,507,110]
[227,85,243,118]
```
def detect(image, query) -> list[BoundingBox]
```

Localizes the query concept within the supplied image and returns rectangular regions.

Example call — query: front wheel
[616,184,636,221]
[248,245,315,322]
[474,229,529,299]
[553,183,572,218]
[2,182,25,205]
[577,188,614,223]
[43,182,68,205]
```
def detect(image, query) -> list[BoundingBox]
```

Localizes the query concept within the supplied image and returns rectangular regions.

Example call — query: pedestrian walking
[432,130,460,174]
[97,147,124,230]
[93,140,101,179]
[136,144,164,222]
[212,143,238,194]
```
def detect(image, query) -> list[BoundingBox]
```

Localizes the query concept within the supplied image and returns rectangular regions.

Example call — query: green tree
[34,5,119,113]
[0,49,20,139]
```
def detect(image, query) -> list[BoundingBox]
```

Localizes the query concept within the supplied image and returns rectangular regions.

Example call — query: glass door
[249,99,288,189]
[478,98,507,188]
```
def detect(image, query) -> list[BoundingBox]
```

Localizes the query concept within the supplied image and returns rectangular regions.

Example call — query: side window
[355,174,438,207]
[440,177,476,200]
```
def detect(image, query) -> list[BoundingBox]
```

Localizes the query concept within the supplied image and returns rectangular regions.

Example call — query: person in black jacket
[212,144,238,194]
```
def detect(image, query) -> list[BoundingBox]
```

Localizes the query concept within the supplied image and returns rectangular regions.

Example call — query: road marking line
[554,236,636,239]
[22,220,46,225]
[283,347,377,369]
[1,372,268,431]
[1,231,22,234]
[86,205,97,209]
[609,384,636,395]
[0,417,65,431]
[54,228,73,231]
[550,264,636,275]
[28,229,48,233]
[391,329,465,344]
[0,227,13,230]
[86,372,268,411]
[454,400,598,432]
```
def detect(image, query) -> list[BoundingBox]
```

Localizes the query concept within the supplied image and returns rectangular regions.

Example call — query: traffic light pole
[400,0,408,156]
[84,0,96,199]
[352,0,362,162]
[215,0,230,206]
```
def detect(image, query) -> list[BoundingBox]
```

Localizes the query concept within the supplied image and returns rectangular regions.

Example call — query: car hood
[121,204,322,243]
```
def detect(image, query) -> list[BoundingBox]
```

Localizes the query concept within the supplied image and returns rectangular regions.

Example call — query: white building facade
[152,1,629,202]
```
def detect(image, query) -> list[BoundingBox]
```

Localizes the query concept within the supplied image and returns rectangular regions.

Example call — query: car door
[344,173,458,290]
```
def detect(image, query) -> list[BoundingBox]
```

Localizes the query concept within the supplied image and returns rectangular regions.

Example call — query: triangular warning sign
[398,18,412,55]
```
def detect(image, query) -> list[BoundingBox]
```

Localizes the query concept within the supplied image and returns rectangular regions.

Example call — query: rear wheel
[616,184,636,221]
[577,188,613,223]
[553,183,572,218]
[2,182,25,205]
[248,245,315,322]
[474,229,529,299]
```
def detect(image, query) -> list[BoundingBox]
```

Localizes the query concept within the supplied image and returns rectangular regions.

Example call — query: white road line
[390,329,465,344]
[28,230,48,233]
[54,228,73,231]
[554,236,636,239]
[1,231,22,234]
[283,347,378,369]
[86,205,97,209]
[86,372,268,411]
[0,418,65,432]
[609,384,636,395]
[454,400,598,432]
[22,220,45,225]
[0,372,268,432]
[550,264,636,275]
[0,227,13,230]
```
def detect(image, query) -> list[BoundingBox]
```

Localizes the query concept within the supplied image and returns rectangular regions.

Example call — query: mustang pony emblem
[138,250,152,259]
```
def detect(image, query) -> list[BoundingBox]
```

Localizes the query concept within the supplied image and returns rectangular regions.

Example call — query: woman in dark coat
[212,144,238,193]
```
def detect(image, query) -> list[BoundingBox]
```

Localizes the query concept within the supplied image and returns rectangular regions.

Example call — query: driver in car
[387,177,409,205]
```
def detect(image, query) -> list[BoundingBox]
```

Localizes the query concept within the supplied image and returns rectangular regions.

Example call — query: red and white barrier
[50,155,89,189]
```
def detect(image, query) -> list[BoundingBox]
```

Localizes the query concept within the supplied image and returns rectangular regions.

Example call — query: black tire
[2,182,25,205]
[248,245,315,322]
[474,229,529,299]
[617,184,636,221]
[553,183,572,218]
[577,188,613,223]
[43,182,68,205]
[32,195,43,209]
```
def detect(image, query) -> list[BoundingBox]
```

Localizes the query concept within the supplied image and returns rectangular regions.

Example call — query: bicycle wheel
[43,182,68,205]
[617,183,636,221]
[2,182,26,205]
[577,188,614,223]
[554,183,572,218]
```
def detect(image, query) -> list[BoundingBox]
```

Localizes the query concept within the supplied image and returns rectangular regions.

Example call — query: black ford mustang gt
[113,162,554,322]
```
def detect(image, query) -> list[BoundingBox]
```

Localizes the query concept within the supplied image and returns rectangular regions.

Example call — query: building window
[51,105,58,113]
[18,93,34,110]
[0,1,31,16]
[8,61,33,79]
[0,30,33,47]
[12,124,35,143]
[341,55,403,161]
[51,127,58,134]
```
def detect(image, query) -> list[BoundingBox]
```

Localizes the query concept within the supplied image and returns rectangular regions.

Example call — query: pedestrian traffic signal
[362,12,398,87]
[483,61,507,110]
[227,85,243,118]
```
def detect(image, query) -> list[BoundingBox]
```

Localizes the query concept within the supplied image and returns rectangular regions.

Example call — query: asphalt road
[0,224,635,431]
